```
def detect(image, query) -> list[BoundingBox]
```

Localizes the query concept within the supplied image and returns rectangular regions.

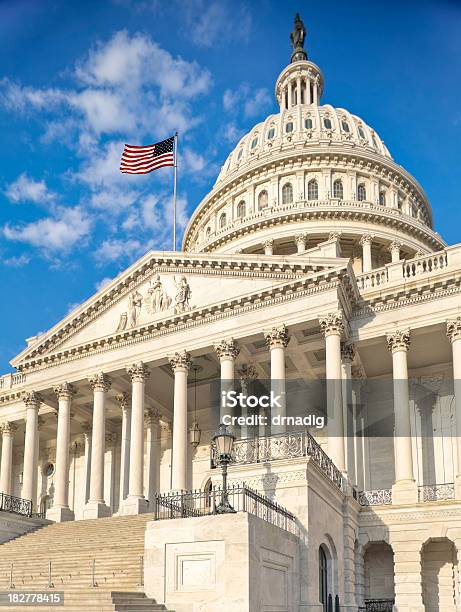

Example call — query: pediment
[12,251,353,369]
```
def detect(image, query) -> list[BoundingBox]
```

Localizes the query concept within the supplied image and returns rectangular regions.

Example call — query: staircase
[0,513,174,611]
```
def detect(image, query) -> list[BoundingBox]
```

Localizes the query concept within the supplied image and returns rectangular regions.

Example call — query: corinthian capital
[168,350,192,373]
[264,325,290,349]
[0,421,18,436]
[294,233,308,247]
[359,233,373,246]
[116,392,130,410]
[237,364,258,382]
[127,362,150,383]
[447,316,461,344]
[54,382,75,401]
[388,241,402,254]
[319,312,344,337]
[386,329,411,353]
[145,408,161,426]
[21,391,42,408]
[214,338,240,361]
[88,372,111,392]
[341,342,356,363]
[328,231,341,241]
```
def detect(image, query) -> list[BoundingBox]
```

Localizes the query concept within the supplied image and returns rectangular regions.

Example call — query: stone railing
[358,489,392,506]
[356,245,461,291]
[0,372,26,392]
[211,430,343,490]
[191,198,437,251]
[359,600,394,612]
[418,482,454,502]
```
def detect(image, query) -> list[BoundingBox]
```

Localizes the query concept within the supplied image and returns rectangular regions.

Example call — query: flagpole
[173,132,178,251]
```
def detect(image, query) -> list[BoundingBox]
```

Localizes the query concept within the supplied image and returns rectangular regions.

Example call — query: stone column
[296,77,301,105]
[214,338,240,422]
[122,362,150,515]
[0,422,17,495]
[295,232,307,254]
[84,372,111,519]
[391,538,424,612]
[106,432,118,513]
[263,239,274,256]
[360,234,373,273]
[447,316,461,499]
[341,342,356,487]
[81,422,92,506]
[388,240,402,263]
[387,329,417,504]
[47,383,75,522]
[264,325,290,435]
[320,312,346,473]
[117,393,131,507]
[21,391,41,508]
[169,351,192,491]
[145,409,161,509]
[306,77,311,104]
[237,365,258,440]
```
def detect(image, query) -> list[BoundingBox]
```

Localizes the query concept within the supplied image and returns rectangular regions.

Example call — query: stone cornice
[12,255,331,368]
[3,267,354,382]
[183,147,435,249]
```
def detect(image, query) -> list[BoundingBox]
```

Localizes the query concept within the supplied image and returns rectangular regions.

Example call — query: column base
[83,500,111,519]
[392,479,418,505]
[393,605,424,612]
[46,505,75,522]
[121,496,149,515]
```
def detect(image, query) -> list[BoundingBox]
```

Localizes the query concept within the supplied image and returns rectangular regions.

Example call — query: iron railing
[0,493,32,517]
[358,489,392,506]
[418,482,454,502]
[210,431,342,489]
[154,485,298,535]
[359,599,394,612]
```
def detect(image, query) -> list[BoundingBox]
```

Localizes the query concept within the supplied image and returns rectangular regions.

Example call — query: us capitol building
[0,14,460,612]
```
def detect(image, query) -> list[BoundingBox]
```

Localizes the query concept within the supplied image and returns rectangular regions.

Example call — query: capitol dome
[183,19,445,272]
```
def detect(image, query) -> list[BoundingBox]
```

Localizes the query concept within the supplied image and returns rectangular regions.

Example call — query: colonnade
[1,315,461,519]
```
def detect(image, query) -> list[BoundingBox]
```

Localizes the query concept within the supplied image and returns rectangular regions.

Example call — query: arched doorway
[421,538,457,611]
[363,542,395,610]
[39,494,53,517]
[319,545,329,612]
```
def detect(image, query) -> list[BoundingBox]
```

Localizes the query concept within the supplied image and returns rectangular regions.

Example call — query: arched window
[324,118,332,129]
[237,200,246,218]
[204,478,213,509]
[237,148,243,160]
[251,136,258,149]
[319,546,328,611]
[379,191,386,206]
[305,118,313,129]
[307,179,318,200]
[282,182,293,205]
[206,226,211,237]
[357,184,366,201]
[333,180,343,199]
[219,212,227,228]
[358,125,366,139]
[341,121,350,132]
[285,122,294,133]
[258,190,268,210]
[267,127,275,140]
[372,135,378,148]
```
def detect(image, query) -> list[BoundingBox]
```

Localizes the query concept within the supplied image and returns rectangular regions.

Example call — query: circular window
[43,463,55,478]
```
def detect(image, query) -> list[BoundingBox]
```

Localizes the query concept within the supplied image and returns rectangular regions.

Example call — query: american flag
[120,136,175,174]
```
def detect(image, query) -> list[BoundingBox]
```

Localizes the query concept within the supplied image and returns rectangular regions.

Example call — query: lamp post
[212,424,236,514]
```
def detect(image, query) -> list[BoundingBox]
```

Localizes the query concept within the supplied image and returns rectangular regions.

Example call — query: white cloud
[183,1,251,48]
[222,122,245,144]
[3,207,92,252]
[6,173,56,204]
[223,83,272,119]
[2,254,30,267]
[244,88,272,118]
[95,276,113,291]
[93,238,146,264]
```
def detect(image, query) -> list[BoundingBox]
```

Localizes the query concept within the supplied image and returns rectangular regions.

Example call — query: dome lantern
[276,13,324,110]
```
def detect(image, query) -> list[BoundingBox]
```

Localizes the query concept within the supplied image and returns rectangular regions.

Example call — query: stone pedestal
[46,506,75,523]
[391,479,418,505]
[83,500,111,519]
[121,496,149,516]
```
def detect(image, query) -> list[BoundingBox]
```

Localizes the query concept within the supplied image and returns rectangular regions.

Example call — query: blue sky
[0,0,460,373]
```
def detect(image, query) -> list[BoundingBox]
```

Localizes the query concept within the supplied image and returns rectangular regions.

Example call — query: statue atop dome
[290,13,307,62]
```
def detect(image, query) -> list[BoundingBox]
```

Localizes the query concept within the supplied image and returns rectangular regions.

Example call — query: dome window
[237,201,246,218]
[258,190,268,210]
[267,128,275,140]
[285,122,294,133]
[206,226,211,237]
[219,212,227,228]
[307,179,318,200]
[251,137,258,149]
[341,121,350,132]
[333,180,343,199]
[372,135,378,148]
[282,182,293,205]
[379,191,386,206]
[357,184,366,201]
[305,118,313,129]
[358,125,366,139]
[237,148,243,160]
[324,118,332,129]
